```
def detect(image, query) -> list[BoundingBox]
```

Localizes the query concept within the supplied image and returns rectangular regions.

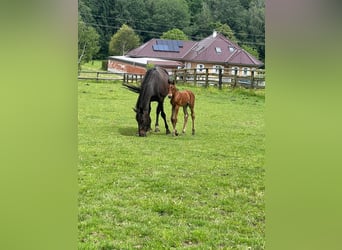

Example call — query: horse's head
[135,108,151,137]
[168,83,176,99]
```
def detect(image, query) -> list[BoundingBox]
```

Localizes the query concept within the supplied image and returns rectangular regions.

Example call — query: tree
[206,0,248,41]
[161,28,189,40]
[108,24,140,56]
[246,0,265,61]
[144,0,190,41]
[78,0,264,61]
[188,1,214,39]
[78,15,100,67]
[78,0,95,24]
[241,44,260,59]
[212,22,238,43]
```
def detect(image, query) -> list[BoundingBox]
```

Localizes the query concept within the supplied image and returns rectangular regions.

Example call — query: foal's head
[168,84,176,99]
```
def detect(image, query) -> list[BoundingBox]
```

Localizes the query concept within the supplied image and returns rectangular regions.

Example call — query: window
[215,47,222,53]
[197,64,204,72]
[229,46,235,52]
[213,65,224,74]
[243,67,249,76]
[231,67,239,75]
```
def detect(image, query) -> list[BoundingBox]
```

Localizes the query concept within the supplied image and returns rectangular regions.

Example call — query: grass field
[78,80,265,249]
[80,60,105,71]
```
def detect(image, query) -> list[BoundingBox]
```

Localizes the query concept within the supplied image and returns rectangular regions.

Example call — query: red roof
[127,38,196,60]
[125,33,264,67]
[227,49,263,66]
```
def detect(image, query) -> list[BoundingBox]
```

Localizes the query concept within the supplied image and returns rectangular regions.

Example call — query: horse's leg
[155,103,161,132]
[182,105,189,134]
[148,103,152,131]
[171,105,179,136]
[159,101,171,134]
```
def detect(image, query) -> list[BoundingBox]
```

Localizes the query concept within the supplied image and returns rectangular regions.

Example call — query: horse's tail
[122,82,141,94]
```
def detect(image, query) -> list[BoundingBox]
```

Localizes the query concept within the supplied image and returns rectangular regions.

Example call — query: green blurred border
[0,1,77,249]
[266,0,342,249]
[1,0,342,249]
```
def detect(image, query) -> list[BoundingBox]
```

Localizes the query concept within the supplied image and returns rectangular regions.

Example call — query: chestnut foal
[167,84,195,136]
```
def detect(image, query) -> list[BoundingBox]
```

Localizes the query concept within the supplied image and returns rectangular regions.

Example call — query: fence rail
[171,67,265,89]
[78,70,122,81]
[78,68,265,89]
[78,70,144,83]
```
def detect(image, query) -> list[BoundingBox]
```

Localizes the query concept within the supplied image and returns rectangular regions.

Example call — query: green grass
[78,81,265,249]
[80,60,104,71]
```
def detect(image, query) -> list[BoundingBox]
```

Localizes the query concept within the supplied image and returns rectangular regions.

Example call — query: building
[108,31,264,76]
[107,56,182,74]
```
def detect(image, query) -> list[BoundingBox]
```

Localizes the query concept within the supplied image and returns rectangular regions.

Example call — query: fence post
[96,72,100,81]
[218,68,223,89]
[233,69,238,88]
[205,68,209,87]
[251,70,255,89]
[194,68,197,86]
[173,69,177,83]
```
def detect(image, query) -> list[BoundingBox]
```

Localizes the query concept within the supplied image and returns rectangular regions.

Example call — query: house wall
[184,61,255,77]
[108,59,146,74]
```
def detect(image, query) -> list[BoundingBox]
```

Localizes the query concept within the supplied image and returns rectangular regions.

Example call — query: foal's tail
[122,82,141,94]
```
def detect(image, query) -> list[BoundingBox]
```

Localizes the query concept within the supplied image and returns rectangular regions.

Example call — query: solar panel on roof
[153,40,181,52]
[176,41,183,47]
[153,45,166,51]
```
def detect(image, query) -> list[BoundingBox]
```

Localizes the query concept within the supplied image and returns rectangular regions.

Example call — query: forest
[78,0,265,63]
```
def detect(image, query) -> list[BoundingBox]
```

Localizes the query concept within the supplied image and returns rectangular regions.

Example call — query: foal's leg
[182,105,189,134]
[171,105,180,136]
[190,104,195,135]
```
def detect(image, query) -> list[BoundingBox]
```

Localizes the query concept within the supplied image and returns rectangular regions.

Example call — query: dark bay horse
[168,83,195,136]
[123,67,171,137]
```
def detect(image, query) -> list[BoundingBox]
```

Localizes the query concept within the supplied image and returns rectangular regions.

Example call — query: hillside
[79,0,264,62]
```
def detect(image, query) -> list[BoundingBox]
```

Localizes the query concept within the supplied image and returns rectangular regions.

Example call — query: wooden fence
[171,67,265,89]
[78,68,265,89]
[78,70,144,83]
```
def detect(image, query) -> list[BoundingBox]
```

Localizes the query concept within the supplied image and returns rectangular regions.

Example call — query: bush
[101,60,108,71]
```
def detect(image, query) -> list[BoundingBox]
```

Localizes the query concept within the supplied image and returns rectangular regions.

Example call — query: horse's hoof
[166,130,171,135]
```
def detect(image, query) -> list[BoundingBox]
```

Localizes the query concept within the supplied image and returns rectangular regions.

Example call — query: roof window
[215,47,222,53]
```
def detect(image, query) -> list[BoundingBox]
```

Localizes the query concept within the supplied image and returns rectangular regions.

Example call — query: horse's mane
[136,67,160,110]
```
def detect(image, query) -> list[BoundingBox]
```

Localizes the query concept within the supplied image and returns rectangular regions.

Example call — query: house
[108,31,264,76]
